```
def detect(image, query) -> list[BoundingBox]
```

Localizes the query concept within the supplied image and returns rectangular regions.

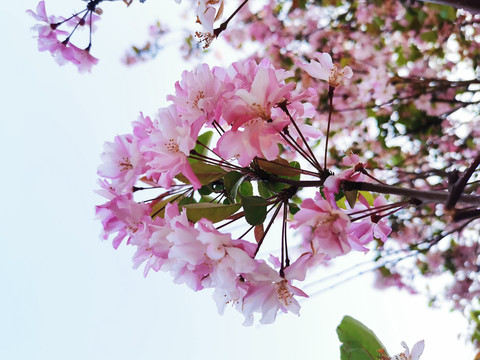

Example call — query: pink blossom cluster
[217,5,480,332]
[97,190,311,324]
[27,1,99,72]
[96,58,393,324]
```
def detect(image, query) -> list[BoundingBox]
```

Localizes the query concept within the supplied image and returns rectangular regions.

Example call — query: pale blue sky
[0,1,475,359]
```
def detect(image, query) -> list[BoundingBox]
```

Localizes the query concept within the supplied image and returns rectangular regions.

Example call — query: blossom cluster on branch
[95,56,395,324]
[29,0,480,351]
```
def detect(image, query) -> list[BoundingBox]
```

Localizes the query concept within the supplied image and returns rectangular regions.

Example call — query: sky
[0,1,476,359]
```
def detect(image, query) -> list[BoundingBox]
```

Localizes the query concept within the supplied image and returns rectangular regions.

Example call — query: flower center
[277,280,294,306]
[165,138,179,153]
[118,156,133,171]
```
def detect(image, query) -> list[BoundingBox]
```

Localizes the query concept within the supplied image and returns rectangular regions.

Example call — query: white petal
[409,340,425,360]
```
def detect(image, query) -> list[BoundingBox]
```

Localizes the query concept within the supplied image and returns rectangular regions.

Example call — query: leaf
[290,0,307,11]
[181,202,242,223]
[198,185,213,196]
[288,161,302,180]
[258,181,274,199]
[224,171,245,201]
[256,158,302,177]
[190,131,214,164]
[336,197,347,210]
[289,202,300,215]
[241,195,268,226]
[176,162,227,186]
[359,191,375,206]
[254,224,264,243]
[238,181,253,197]
[261,180,287,194]
[420,30,437,43]
[178,197,196,206]
[345,190,358,209]
[337,316,389,360]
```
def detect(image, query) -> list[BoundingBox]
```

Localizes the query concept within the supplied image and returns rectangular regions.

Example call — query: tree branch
[419,0,480,14]
[343,181,480,206]
[259,171,480,207]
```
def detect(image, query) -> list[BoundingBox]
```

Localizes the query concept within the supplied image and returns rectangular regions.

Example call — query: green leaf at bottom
[336,316,389,360]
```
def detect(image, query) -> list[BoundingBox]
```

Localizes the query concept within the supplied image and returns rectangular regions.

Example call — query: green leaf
[290,0,307,11]
[241,195,268,226]
[190,131,214,163]
[289,202,300,215]
[256,158,302,177]
[176,162,227,186]
[408,44,422,62]
[238,181,253,197]
[224,171,245,201]
[394,46,407,66]
[258,181,274,199]
[359,191,375,206]
[264,181,287,193]
[198,185,213,196]
[337,316,389,360]
[336,196,347,210]
[181,202,242,223]
[427,3,456,21]
[178,197,196,206]
[420,30,437,43]
[288,161,301,180]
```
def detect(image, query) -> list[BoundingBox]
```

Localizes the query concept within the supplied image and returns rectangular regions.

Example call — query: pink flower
[197,220,258,313]
[297,52,353,88]
[141,106,201,190]
[27,1,66,43]
[240,258,309,325]
[69,44,99,73]
[27,1,100,72]
[292,192,365,258]
[197,0,221,34]
[167,63,229,127]
[392,340,425,360]
[323,155,365,193]
[95,194,151,249]
[348,196,392,244]
[216,114,286,166]
[98,134,145,193]
[223,59,295,130]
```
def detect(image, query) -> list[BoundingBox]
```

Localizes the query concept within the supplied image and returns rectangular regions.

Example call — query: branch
[445,153,480,210]
[257,171,480,207]
[419,0,480,13]
[343,181,480,206]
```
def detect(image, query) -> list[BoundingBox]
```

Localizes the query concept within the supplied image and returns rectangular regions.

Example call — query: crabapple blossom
[141,105,201,190]
[97,134,145,193]
[77,0,480,341]
[391,340,425,360]
[27,1,100,72]
[222,59,295,129]
[167,63,230,127]
[240,255,309,325]
[297,52,353,88]
[293,192,366,258]
[348,195,392,244]
[216,114,287,166]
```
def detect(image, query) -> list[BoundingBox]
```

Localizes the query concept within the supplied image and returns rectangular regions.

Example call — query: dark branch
[419,0,480,13]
